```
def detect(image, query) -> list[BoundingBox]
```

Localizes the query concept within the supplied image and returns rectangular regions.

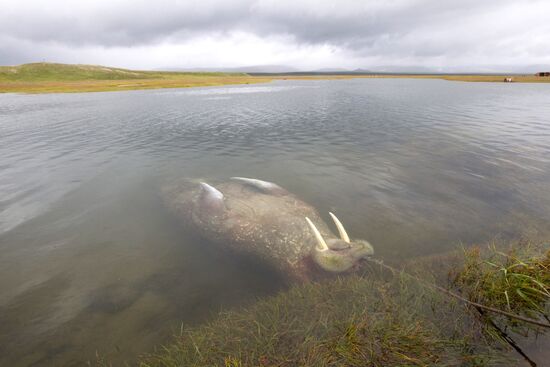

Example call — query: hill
[0,62,246,82]
[0,62,268,93]
[161,64,300,73]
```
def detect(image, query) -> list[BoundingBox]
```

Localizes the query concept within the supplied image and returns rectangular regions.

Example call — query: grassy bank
[139,276,496,367]
[268,74,550,84]
[134,240,549,367]
[1,63,549,94]
[0,63,270,93]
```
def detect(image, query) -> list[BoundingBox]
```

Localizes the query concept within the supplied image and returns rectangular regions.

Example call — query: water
[1,79,549,365]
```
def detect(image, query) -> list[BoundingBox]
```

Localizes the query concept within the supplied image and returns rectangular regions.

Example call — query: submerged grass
[138,273,503,367]
[135,240,550,367]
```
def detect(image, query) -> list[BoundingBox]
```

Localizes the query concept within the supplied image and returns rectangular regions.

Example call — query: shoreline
[0,76,272,94]
[139,240,549,367]
[1,73,549,94]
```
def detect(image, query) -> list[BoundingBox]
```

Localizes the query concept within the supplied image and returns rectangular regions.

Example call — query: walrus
[161,177,374,282]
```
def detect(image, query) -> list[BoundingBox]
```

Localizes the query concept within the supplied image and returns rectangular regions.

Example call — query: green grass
[0,63,266,93]
[0,62,245,82]
[451,241,550,334]
[137,274,503,366]
[132,240,550,367]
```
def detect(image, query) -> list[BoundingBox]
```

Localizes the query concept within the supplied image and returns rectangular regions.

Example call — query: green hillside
[0,62,244,82]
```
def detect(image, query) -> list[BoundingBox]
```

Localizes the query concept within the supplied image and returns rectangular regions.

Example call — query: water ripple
[1,79,550,366]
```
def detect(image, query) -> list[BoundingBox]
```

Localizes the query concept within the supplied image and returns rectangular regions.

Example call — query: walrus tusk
[199,182,226,214]
[200,182,224,200]
[329,212,350,243]
[230,177,286,195]
[305,217,329,251]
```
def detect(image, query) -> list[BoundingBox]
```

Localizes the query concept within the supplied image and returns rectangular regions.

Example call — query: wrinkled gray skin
[161,177,374,282]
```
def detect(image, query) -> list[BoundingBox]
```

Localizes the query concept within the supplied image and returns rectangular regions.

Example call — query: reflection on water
[1,79,550,365]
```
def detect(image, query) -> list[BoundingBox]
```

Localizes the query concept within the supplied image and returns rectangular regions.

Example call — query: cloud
[1,0,550,70]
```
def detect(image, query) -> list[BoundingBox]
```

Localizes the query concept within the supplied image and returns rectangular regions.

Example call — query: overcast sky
[2,0,549,72]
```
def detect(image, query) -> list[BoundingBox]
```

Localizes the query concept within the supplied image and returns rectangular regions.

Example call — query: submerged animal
[161,177,374,282]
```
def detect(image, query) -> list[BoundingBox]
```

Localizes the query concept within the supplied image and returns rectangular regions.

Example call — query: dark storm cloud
[0,1,505,46]
[1,0,549,69]
[1,1,251,46]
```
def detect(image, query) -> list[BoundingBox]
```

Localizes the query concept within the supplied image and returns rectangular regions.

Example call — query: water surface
[1,79,550,365]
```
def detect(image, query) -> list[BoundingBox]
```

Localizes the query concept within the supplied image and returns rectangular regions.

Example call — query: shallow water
[1,79,550,365]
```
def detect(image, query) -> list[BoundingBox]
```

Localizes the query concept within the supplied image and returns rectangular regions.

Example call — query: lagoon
[1,78,550,365]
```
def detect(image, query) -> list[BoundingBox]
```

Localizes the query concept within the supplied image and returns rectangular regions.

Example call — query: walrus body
[162,178,373,282]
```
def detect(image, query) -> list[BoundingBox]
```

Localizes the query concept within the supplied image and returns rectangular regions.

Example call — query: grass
[139,277,496,367]
[0,63,269,93]
[451,240,550,334]
[439,75,550,83]
[0,62,249,81]
[137,272,504,366]
[131,240,550,367]
[1,63,549,94]
[268,74,550,83]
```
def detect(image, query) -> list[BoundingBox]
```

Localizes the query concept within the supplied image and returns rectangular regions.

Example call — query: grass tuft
[451,241,550,334]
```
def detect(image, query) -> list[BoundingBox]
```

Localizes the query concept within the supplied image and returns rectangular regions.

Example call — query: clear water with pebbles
[1,79,550,365]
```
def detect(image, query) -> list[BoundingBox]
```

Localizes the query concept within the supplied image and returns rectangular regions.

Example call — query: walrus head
[306,213,374,273]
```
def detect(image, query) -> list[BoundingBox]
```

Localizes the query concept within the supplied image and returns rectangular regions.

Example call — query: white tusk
[305,217,329,251]
[230,177,285,195]
[329,212,350,243]
[200,182,224,200]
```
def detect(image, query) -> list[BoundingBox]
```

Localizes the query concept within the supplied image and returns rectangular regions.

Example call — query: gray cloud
[1,0,550,70]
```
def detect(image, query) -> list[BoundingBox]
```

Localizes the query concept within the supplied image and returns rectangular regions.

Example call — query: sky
[1,0,550,72]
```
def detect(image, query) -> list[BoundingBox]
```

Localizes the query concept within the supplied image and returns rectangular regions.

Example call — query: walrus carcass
[161,177,374,282]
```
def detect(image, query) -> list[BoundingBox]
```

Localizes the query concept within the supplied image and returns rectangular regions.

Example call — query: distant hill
[509,64,550,73]
[313,67,351,72]
[0,62,246,82]
[160,65,300,73]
